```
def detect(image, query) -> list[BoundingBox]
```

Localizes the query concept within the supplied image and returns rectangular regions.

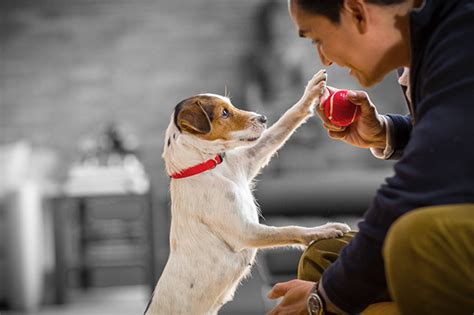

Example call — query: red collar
[170,154,224,179]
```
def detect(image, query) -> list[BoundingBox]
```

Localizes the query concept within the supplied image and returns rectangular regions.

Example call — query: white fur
[146,71,350,315]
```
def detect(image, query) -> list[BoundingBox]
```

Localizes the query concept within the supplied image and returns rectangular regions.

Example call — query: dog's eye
[222,108,229,118]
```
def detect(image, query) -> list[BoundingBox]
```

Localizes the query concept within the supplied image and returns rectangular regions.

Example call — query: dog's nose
[258,115,267,124]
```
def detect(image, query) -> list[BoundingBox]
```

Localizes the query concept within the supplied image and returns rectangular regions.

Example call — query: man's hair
[296,0,406,23]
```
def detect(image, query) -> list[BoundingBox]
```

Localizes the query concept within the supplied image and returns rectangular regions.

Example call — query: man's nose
[317,45,333,67]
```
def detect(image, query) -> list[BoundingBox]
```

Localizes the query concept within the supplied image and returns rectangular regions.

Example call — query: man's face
[288,0,403,87]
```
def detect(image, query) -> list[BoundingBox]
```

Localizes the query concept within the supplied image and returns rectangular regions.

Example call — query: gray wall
[1,0,407,292]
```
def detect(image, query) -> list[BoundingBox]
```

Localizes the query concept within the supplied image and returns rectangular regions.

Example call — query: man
[268,0,474,314]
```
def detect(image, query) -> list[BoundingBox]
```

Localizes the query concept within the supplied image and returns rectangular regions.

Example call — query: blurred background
[0,0,407,314]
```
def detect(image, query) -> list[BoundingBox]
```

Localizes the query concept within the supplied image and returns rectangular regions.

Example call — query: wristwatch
[307,282,325,315]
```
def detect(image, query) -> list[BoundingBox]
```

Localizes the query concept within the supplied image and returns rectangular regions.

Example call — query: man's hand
[267,279,315,315]
[316,87,387,149]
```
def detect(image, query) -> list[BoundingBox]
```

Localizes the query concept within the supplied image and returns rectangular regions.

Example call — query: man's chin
[354,72,384,88]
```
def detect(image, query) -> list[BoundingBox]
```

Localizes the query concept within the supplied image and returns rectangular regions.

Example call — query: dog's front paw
[301,228,343,245]
[300,222,351,245]
[318,222,351,233]
[298,69,327,113]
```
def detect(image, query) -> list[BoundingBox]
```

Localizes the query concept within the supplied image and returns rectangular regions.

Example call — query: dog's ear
[176,100,212,135]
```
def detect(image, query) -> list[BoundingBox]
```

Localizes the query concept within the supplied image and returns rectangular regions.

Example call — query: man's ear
[343,0,368,34]
[177,101,212,135]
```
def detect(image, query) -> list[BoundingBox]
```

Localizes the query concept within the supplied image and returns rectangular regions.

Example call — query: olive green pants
[298,204,474,315]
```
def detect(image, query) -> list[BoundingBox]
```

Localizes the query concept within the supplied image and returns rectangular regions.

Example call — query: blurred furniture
[53,191,155,304]
[51,128,154,304]
[2,181,44,311]
[0,141,58,311]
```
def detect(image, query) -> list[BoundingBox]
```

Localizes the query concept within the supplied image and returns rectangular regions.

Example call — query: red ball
[323,90,360,127]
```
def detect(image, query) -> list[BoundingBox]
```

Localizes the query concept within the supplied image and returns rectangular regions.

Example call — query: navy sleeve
[385,114,412,160]
[321,2,474,313]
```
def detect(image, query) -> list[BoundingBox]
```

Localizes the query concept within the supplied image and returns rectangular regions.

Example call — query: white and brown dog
[145,70,350,315]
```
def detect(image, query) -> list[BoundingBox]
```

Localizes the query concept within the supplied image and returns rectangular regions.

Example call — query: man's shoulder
[412,0,474,56]
[411,0,474,106]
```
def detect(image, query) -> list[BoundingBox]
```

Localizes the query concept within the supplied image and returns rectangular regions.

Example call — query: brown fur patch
[176,100,211,134]
[175,95,255,140]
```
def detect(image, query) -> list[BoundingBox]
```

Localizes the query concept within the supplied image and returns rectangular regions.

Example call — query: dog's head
[171,94,267,152]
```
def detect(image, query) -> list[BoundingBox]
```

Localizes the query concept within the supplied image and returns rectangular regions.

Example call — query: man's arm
[320,3,474,312]
[370,114,412,160]
[268,1,474,313]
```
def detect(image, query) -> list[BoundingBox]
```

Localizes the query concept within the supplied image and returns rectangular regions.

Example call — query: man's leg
[298,231,391,305]
[383,204,474,315]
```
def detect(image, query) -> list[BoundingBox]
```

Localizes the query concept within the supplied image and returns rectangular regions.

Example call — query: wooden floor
[2,273,267,315]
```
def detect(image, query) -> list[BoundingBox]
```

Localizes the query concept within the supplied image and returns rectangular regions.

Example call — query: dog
[145,70,350,315]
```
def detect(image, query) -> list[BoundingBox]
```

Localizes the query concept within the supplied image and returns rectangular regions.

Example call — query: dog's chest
[223,178,259,223]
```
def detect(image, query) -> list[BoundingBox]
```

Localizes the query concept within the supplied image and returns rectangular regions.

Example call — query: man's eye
[222,108,229,118]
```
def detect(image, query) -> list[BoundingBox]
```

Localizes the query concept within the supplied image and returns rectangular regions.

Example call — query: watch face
[308,293,322,314]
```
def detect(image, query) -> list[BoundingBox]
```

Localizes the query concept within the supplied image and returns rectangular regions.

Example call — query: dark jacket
[322,0,474,313]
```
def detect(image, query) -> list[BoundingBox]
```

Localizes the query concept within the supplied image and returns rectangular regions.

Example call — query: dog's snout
[257,115,267,124]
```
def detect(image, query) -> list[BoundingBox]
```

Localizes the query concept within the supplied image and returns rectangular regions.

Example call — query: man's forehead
[288,0,318,38]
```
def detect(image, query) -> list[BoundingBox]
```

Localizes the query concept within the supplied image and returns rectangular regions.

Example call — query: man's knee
[384,204,474,263]
[383,206,446,280]
[383,208,429,261]
[298,232,356,281]
[383,204,474,315]
[298,239,335,281]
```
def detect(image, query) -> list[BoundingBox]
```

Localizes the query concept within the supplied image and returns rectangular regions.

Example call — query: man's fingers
[347,90,372,108]
[347,90,379,119]
[267,282,291,299]
[328,129,349,140]
[323,122,346,132]
[316,105,346,131]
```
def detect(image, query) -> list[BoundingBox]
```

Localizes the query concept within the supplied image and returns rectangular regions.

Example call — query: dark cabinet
[53,193,155,304]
